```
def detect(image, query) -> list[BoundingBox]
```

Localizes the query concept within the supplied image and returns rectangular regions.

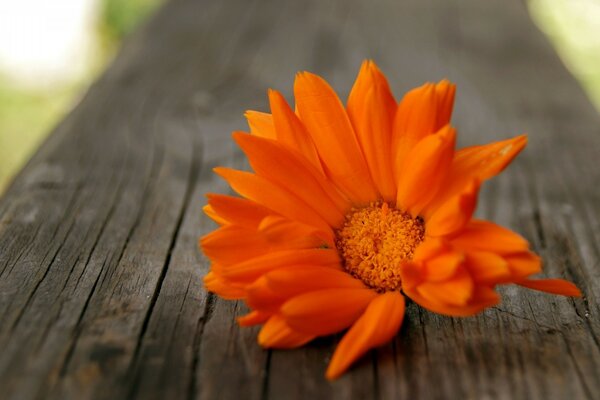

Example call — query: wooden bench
[1,0,599,398]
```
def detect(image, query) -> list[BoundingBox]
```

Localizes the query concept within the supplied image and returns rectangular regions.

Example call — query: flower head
[200,61,581,380]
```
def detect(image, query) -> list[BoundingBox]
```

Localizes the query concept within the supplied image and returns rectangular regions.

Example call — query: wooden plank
[0,0,599,399]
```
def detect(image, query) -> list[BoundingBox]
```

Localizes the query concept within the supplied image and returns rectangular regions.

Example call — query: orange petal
[294,71,378,203]
[347,61,397,201]
[214,167,332,234]
[234,132,347,227]
[281,288,378,336]
[200,225,270,266]
[405,284,499,317]
[204,271,246,300]
[450,220,530,254]
[246,276,287,312]
[416,267,474,307]
[326,292,405,380]
[465,251,512,283]
[268,89,324,173]
[206,194,272,228]
[453,134,528,181]
[398,261,423,290]
[258,215,333,249]
[425,179,480,236]
[396,125,456,216]
[433,80,456,130]
[427,135,527,211]
[423,251,465,282]
[392,80,456,175]
[265,267,366,298]
[258,315,316,348]
[203,204,228,225]
[413,237,449,261]
[238,310,271,326]
[220,248,340,282]
[245,110,276,139]
[505,252,542,279]
[517,279,581,297]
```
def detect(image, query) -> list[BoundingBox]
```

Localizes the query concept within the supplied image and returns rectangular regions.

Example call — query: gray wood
[1,0,599,398]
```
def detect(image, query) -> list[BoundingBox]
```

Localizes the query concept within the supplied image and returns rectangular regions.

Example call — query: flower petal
[405,285,500,317]
[234,132,348,227]
[246,276,287,312]
[465,251,512,283]
[425,179,480,236]
[201,225,271,265]
[423,251,465,282]
[392,80,456,175]
[206,194,272,228]
[517,279,581,297]
[258,315,316,348]
[214,167,332,234]
[245,110,276,139]
[426,135,528,212]
[268,89,324,173]
[204,271,246,300]
[203,204,228,225]
[294,71,378,203]
[220,248,340,282]
[396,125,456,216]
[326,292,405,380]
[258,216,333,249]
[265,267,366,297]
[505,252,542,279]
[416,266,474,307]
[347,60,397,201]
[281,288,378,336]
[238,310,270,326]
[450,220,530,254]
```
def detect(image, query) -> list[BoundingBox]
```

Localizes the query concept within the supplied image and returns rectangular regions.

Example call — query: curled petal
[450,220,529,254]
[416,266,474,307]
[405,284,500,317]
[425,179,480,236]
[465,251,512,283]
[505,252,542,279]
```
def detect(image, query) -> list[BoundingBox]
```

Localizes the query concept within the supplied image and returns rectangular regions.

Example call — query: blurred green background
[0,0,599,195]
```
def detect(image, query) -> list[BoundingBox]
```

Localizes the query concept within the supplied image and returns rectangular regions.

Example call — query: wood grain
[0,0,599,398]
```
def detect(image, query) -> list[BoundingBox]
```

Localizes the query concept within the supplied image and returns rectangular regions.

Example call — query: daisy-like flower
[200,61,581,380]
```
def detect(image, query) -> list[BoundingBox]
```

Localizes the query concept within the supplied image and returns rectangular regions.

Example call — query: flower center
[335,202,425,292]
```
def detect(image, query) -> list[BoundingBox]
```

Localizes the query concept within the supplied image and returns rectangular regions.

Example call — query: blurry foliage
[529,0,600,109]
[0,0,163,194]
[0,78,74,191]
[100,0,163,47]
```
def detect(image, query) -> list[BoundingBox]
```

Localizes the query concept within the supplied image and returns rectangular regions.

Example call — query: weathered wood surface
[1,0,599,398]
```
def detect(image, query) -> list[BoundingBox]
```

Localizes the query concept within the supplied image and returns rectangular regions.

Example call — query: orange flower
[200,61,581,380]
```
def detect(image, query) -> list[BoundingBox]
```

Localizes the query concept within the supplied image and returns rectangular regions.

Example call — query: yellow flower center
[335,202,425,292]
